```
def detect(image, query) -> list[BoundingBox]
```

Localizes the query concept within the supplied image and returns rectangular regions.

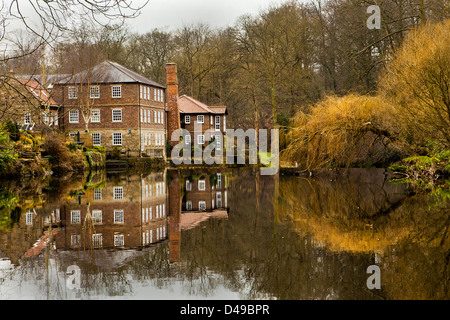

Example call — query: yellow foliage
[282,94,400,169]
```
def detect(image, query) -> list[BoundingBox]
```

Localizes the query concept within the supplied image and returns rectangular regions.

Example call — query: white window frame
[92,132,101,146]
[186,180,192,191]
[69,110,79,123]
[197,115,204,124]
[114,234,124,247]
[113,186,124,200]
[24,113,31,124]
[90,86,100,99]
[215,116,221,131]
[91,109,100,123]
[185,134,191,145]
[144,109,147,123]
[198,180,206,191]
[92,233,103,248]
[197,134,205,145]
[199,201,206,211]
[68,87,77,99]
[92,210,102,224]
[111,85,122,98]
[71,210,81,224]
[112,132,122,146]
[185,115,190,124]
[114,209,124,224]
[94,189,102,200]
[112,109,122,122]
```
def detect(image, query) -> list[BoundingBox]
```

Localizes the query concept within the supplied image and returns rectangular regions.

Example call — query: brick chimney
[166,63,181,146]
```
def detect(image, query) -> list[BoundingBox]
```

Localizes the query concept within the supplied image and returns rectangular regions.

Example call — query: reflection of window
[71,210,81,224]
[113,186,123,200]
[186,180,192,191]
[186,201,192,211]
[199,201,206,211]
[92,210,102,223]
[114,234,124,246]
[198,180,206,191]
[71,234,80,247]
[114,210,124,223]
[216,192,222,208]
[92,233,103,248]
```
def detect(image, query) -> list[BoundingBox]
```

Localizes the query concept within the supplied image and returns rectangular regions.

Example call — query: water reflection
[0,168,448,299]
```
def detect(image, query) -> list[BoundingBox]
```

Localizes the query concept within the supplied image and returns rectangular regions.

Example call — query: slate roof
[55,61,165,88]
[178,95,227,115]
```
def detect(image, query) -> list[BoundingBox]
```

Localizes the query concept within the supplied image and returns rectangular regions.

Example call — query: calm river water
[0,167,448,300]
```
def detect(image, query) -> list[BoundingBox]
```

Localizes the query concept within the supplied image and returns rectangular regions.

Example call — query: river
[0,167,448,299]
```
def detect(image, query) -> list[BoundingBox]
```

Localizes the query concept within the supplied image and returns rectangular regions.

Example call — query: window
[24,113,31,124]
[69,110,79,123]
[140,85,143,99]
[186,201,192,211]
[90,86,100,99]
[68,87,77,99]
[112,109,122,122]
[111,85,121,98]
[148,110,151,123]
[91,109,100,123]
[26,210,34,225]
[112,132,122,146]
[216,173,222,188]
[94,189,102,200]
[92,132,101,146]
[71,210,81,224]
[197,115,204,124]
[216,192,222,207]
[198,134,205,145]
[199,201,206,211]
[185,115,190,124]
[185,134,191,145]
[92,233,103,248]
[144,109,147,123]
[114,234,124,247]
[198,180,206,191]
[113,186,123,200]
[215,116,221,131]
[140,109,143,123]
[114,210,124,223]
[215,135,221,151]
[186,180,192,191]
[92,210,102,224]
[71,234,80,248]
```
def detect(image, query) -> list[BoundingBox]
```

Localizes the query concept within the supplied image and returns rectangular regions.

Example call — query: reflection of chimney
[166,63,181,146]
[169,170,181,263]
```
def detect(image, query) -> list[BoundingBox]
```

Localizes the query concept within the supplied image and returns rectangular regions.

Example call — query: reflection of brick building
[182,171,230,213]
[54,172,168,250]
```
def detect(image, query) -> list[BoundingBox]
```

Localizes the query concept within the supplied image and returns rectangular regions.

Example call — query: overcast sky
[129,0,289,32]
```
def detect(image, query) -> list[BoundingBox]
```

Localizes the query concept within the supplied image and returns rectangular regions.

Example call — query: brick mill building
[52,61,167,158]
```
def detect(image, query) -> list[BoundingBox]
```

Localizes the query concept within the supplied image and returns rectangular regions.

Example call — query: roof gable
[178,95,227,114]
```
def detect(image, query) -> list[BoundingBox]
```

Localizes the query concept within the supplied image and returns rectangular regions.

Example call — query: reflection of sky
[0,258,243,300]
